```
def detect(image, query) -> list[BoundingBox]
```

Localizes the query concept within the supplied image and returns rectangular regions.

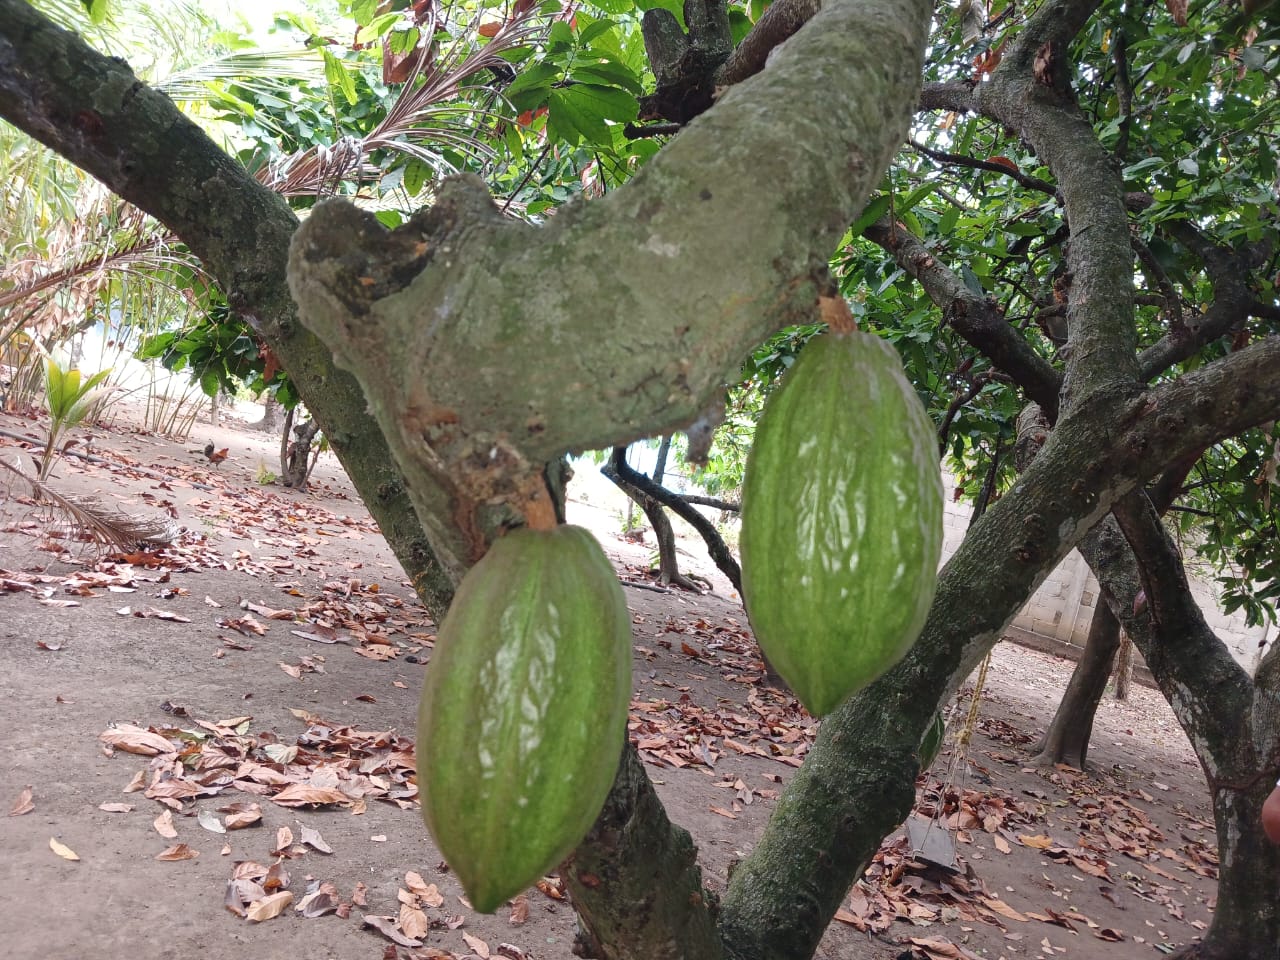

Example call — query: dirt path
[0,408,1218,960]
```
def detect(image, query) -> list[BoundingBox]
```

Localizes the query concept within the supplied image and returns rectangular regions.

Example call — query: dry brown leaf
[222,802,263,829]
[98,802,134,813]
[246,890,294,922]
[134,606,192,622]
[508,894,529,925]
[278,661,303,680]
[156,843,199,861]
[99,724,174,756]
[399,903,429,940]
[274,825,294,854]
[1164,0,1188,26]
[153,808,178,839]
[352,881,369,906]
[271,784,351,807]
[462,932,491,959]
[49,837,80,861]
[362,914,423,947]
[1017,833,1055,849]
[9,786,34,816]
[981,896,1029,922]
[123,770,146,793]
[299,823,333,854]
[496,945,529,960]
[993,834,1012,854]
[709,805,738,819]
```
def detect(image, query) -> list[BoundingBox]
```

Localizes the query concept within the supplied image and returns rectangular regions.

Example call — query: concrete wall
[939,482,1273,673]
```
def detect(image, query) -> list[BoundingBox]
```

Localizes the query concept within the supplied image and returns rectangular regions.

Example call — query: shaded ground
[0,405,1218,960]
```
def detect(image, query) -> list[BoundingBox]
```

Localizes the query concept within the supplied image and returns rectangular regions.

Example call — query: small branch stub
[821,295,858,334]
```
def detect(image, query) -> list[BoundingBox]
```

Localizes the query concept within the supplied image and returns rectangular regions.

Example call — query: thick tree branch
[0,0,460,615]
[286,0,934,573]
[973,0,1137,410]
[1079,497,1253,778]
[564,746,723,960]
[716,0,823,88]
[863,216,1063,417]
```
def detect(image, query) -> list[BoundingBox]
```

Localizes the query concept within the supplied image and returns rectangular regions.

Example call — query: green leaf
[321,49,358,106]
[849,195,893,238]
[356,12,402,44]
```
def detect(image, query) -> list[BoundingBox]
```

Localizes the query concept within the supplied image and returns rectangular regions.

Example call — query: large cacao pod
[417,525,631,913]
[740,330,944,716]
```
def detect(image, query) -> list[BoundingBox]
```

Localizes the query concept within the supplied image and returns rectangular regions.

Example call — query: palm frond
[156,48,326,102]
[0,455,179,551]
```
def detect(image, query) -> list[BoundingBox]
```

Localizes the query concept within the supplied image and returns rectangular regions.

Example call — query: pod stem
[522,482,560,532]
[820,295,858,334]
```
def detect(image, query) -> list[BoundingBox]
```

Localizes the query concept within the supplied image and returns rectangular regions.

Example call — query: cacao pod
[417,525,631,913]
[740,330,943,716]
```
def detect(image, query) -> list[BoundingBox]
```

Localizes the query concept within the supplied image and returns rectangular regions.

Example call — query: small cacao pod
[740,330,943,716]
[417,525,631,913]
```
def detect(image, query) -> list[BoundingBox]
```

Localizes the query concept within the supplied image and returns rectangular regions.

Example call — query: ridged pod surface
[740,330,943,716]
[417,525,631,913]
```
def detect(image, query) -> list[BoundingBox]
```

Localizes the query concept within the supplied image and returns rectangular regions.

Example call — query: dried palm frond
[0,456,179,551]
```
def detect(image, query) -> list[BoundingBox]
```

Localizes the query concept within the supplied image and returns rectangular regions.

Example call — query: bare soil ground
[0,405,1219,960]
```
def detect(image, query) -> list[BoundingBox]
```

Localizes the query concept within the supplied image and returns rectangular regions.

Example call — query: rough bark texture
[1112,632,1135,701]
[1033,603,1121,768]
[0,0,457,617]
[563,746,723,960]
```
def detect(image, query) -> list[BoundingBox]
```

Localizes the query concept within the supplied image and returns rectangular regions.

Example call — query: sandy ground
[0,403,1219,960]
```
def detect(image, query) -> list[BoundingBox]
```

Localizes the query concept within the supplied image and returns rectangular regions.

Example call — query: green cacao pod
[417,525,631,913]
[740,330,944,716]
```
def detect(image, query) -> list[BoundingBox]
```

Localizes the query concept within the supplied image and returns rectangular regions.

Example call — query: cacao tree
[4,1,1280,959]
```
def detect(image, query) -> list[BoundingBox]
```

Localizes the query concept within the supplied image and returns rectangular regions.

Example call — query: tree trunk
[1032,603,1121,768]
[209,392,220,428]
[1168,777,1280,960]
[283,417,320,491]
[254,395,281,434]
[1113,631,1135,700]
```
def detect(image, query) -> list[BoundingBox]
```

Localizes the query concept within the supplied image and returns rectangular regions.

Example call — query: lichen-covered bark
[287,0,935,576]
[563,746,724,960]
[0,0,457,617]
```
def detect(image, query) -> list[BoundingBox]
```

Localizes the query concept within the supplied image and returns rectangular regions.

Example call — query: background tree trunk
[283,417,320,491]
[603,446,705,592]
[1032,604,1121,768]
[1113,631,1135,701]
[254,395,281,434]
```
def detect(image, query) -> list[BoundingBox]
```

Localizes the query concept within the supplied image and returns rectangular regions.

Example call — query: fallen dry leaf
[198,809,226,833]
[49,837,80,861]
[981,896,1029,922]
[508,894,529,925]
[99,724,174,756]
[1017,833,1055,849]
[273,826,294,855]
[123,770,146,793]
[221,802,263,829]
[246,890,294,922]
[462,932,491,959]
[9,786,34,816]
[153,808,178,839]
[98,802,134,813]
[156,843,199,861]
[299,823,333,854]
[399,903,429,940]
[362,914,422,947]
